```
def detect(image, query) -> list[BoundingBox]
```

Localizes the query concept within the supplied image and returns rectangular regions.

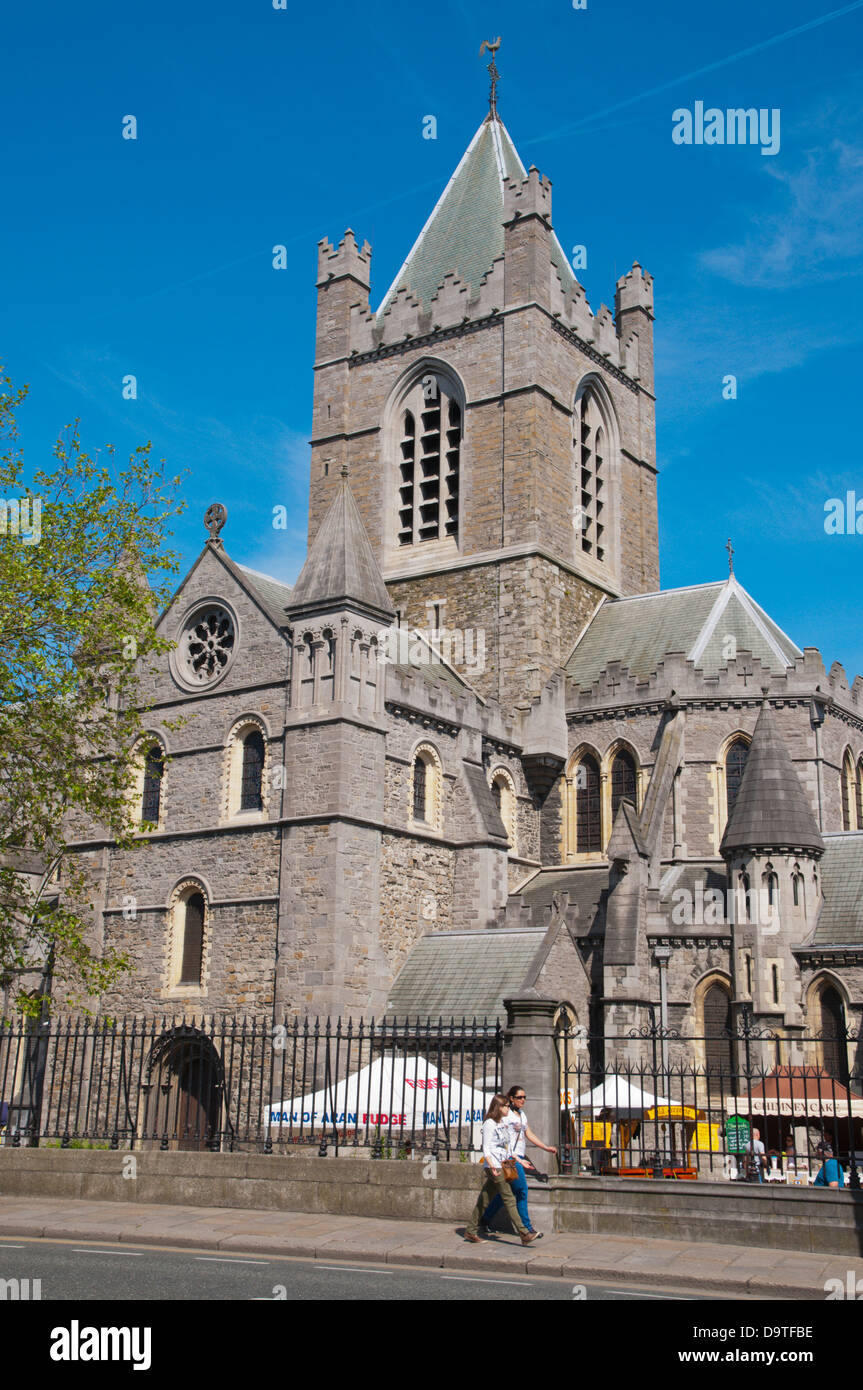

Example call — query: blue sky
[3,0,863,677]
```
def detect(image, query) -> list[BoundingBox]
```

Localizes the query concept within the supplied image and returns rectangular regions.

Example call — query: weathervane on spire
[726,537,735,576]
[479,37,501,118]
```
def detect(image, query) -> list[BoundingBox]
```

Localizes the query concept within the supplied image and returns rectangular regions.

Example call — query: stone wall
[2,1150,861,1255]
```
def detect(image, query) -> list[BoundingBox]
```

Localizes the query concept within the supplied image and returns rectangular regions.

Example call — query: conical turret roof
[721,701,824,855]
[377,112,576,315]
[288,471,394,621]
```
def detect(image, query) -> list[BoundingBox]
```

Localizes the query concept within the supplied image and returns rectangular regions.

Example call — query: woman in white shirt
[464,1095,539,1245]
[481,1084,557,1234]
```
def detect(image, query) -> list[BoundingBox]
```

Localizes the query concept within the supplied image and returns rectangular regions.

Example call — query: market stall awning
[265,1053,489,1138]
[726,1067,863,1118]
[562,1075,670,1117]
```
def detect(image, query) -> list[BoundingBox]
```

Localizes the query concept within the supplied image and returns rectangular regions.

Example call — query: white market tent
[265,1053,490,1147]
[562,1075,671,1118]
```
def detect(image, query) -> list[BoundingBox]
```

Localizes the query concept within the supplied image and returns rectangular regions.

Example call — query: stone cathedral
[75,92,863,1063]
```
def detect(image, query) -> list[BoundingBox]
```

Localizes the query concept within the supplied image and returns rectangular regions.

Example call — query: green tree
[0,370,186,1016]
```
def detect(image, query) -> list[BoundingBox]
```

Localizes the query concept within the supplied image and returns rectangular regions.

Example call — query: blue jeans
[482,1161,533,1231]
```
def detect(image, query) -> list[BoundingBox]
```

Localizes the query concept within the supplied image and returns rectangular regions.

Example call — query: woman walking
[481,1084,557,1235]
[464,1095,539,1245]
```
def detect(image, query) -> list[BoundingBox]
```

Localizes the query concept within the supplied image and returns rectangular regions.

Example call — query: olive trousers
[466,1169,529,1238]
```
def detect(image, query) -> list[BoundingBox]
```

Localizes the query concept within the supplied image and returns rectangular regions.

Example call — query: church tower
[310,65,658,710]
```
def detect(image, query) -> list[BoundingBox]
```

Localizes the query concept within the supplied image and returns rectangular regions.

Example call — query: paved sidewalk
[1,1196,858,1297]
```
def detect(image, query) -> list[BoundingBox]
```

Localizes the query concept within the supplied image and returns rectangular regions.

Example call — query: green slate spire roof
[565,576,802,688]
[720,701,824,855]
[288,470,395,621]
[377,113,576,315]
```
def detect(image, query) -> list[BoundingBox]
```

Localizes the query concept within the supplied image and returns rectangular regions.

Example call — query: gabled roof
[810,833,863,946]
[157,544,294,632]
[384,929,545,1022]
[720,701,824,855]
[377,112,576,315]
[288,473,394,621]
[565,576,802,688]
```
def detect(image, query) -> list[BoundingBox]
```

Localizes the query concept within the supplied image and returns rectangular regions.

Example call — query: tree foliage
[0,370,186,1016]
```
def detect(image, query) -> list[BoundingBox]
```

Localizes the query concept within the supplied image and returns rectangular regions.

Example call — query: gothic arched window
[141,746,164,826]
[702,982,734,1079]
[397,375,461,547]
[240,730,265,812]
[819,985,846,1077]
[857,760,863,830]
[610,749,637,822]
[725,738,749,822]
[573,387,606,563]
[842,752,855,830]
[576,753,601,854]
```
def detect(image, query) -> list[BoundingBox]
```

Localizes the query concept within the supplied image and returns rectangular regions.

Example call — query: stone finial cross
[204,503,227,545]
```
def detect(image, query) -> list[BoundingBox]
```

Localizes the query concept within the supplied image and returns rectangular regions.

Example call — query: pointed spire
[721,699,824,855]
[288,471,394,621]
[377,106,575,315]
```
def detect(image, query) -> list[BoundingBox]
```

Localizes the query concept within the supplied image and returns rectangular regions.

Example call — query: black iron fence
[0,1015,502,1158]
[557,1018,863,1188]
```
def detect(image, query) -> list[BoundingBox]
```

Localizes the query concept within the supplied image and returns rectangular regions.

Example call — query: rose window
[181,606,235,683]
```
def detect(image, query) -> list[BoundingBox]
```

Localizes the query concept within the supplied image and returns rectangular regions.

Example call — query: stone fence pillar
[502,996,560,1166]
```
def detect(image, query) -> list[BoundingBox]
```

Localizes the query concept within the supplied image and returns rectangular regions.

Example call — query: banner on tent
[266,1107,486,1127]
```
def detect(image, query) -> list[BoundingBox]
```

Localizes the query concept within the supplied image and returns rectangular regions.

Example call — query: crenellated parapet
[316,229,372,291]
[316,178,651,387]
[566,646,847,717]
[502,165,552,225]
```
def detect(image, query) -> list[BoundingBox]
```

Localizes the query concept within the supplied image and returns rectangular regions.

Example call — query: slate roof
[809,834,863,946]
[720,702,824,854]
[506,865,608,935]
[385,929,545,1022]
[377,113,576,315]
[236,565,293,622]
[565,577,801,689]
[288,475,394,620]
[389,628,478,700]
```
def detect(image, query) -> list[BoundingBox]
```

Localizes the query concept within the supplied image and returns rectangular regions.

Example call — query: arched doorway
[143,1027,223,1151]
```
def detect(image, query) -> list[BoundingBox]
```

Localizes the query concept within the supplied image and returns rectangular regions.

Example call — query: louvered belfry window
[180,892,205,986]
[574,389,605,563]
[610,750,637,822]
[576,754,601,853]
[398,378,460,547]
[240,730,265,811]
[141,747,163,825]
